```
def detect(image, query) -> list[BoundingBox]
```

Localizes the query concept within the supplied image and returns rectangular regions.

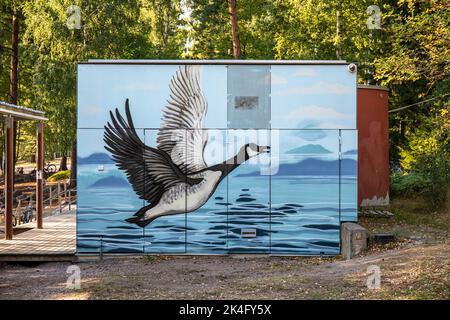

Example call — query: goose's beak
[260,146,271,153]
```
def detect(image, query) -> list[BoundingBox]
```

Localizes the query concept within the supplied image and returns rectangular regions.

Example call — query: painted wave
[77,188,347,255]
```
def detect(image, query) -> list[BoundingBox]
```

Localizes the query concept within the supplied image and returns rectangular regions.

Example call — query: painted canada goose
[104,65,270,227]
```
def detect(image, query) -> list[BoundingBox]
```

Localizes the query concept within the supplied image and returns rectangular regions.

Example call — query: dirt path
[1,242,448,300]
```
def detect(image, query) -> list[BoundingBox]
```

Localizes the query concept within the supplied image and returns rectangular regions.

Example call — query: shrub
[391,172,433,197]
[47,170,71,182]
[395,108,450,207]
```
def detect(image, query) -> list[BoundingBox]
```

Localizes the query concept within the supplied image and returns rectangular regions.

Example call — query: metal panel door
[270,129,340,255]
[186,129,228,254]
[143,129,186,253]
[226,129,271,253]
[340,130,358,222]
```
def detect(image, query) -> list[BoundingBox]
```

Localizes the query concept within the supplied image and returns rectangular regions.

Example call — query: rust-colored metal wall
[357,85,389,207]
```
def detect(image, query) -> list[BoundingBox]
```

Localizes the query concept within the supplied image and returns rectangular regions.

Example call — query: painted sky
[270,65,356,129]
[77,63,356,159]
[77,64,228,129]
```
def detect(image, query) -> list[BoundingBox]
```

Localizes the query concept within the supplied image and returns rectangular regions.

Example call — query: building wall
[357,85,389,207]
[76,62,357,255]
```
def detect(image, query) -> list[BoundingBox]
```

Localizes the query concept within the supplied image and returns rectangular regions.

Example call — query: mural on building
[103,66,270,228]
[76,62,357,255]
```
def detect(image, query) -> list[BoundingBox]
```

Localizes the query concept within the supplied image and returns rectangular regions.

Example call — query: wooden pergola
[0,101,47,240]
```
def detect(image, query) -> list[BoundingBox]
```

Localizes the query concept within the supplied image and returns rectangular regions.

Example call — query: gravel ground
[1,197,448,300]
[0,242,448,300]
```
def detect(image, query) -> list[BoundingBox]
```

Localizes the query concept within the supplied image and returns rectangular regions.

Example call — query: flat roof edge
[81,59,349,65]
[357,84,389,92]
[0,101,47,121]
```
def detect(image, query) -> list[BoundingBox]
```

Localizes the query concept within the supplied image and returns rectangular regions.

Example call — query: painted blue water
[77,163,357,255]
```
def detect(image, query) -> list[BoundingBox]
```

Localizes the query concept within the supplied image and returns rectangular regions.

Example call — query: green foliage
[391,172,432,197]
[16,122,36,161]
[394,107,450,207]
[19,0,164,159]
[374,1,450,89]
[373,0,450,164]
[48,169,71,182]
[184,0,278,59]
[0,0,185,161]
[0,0,21,103]
[0,0,448,212]
[140,0,186,58]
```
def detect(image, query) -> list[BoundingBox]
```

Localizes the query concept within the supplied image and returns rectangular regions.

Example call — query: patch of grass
[143,255,157,264]
[359,195,450,243]
[368,268,450,300]
[47,170,71,182]
[390,197,450,229]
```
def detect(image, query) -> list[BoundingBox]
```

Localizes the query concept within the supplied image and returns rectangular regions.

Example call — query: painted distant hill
[78,152,114,165]
[237,158,357,177]
[88,176,129,189]
[286,144,332,154]
[343,149,357,155]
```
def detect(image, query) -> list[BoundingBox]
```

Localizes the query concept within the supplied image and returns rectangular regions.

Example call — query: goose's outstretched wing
[104,99,187,203]
[157,65,208,175]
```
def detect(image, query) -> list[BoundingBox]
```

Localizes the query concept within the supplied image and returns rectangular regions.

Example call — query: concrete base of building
[341,222,368,260]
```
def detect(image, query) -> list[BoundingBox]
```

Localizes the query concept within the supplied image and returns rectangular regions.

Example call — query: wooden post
[68,188,71,211]
[36,121,44,229]
[5,116,14,240]
[49,185,52,208]
[58,182,62,214]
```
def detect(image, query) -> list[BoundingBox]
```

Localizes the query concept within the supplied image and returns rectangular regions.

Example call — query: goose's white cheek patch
[246,147,258,158]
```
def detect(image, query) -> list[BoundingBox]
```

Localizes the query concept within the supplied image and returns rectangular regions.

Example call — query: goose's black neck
[208,148,248,181]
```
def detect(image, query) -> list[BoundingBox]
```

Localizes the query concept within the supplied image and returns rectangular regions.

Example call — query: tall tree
[0,1,23,168]
[274,0,387,78]
[10,10,19,163]
[9,11,18,105]
[184,0,277,59]
[335,0,342,59]
[19,0,185,172]
[373,0,450,164]
[0,0,447,176]
[227,0,241,59]
[140,0,185,57]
